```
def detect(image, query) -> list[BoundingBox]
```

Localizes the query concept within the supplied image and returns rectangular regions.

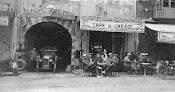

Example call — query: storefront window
[162,0,175,8]
[171,0,175,8]
[163,0,169,7]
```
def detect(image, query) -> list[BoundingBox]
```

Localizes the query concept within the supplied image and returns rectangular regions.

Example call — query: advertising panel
[24,9,75,20]
[0,3,10,13]
[0,14,9,26]
[80,16,145,33]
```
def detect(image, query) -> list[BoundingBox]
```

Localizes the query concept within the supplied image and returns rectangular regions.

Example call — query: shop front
[80,16,145,59]
[144,23,175,61]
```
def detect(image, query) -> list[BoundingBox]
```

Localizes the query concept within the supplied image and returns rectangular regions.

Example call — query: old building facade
[1,0,147,71]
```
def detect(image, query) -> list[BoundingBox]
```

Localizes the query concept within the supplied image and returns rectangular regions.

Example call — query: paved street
[0,71,175,92]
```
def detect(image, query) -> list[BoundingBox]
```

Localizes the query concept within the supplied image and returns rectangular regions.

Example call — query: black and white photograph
[0,0,175,92]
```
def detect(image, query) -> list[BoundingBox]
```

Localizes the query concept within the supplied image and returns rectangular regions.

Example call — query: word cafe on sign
[80,16,145,33]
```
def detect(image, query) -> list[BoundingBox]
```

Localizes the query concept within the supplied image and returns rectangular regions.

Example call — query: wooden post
[112,33,115,53]
[0,67,1,77]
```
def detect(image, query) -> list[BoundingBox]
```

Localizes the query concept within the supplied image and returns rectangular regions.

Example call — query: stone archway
[24,22,72,71]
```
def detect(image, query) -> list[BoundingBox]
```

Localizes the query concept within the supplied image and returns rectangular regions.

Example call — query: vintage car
[36,47,58,72]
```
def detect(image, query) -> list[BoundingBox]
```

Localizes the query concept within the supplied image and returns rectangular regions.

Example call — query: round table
[97,63,108,66]
[140,63,150,76]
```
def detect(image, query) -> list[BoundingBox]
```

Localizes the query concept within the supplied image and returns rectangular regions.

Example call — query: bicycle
[157,60,175,78]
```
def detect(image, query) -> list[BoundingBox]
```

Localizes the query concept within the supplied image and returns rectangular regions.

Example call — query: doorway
[24,22,72,71]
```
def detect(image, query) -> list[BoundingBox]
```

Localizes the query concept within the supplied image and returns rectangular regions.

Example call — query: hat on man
[89,53,93,55]
[108,53,113,56]
[82,54,88,57]
[143,53,148,55]
[114,54,118,56]
[127,53,131,56]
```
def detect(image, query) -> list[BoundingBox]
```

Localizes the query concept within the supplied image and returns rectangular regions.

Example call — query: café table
[140,63,151,76]
[97,62,108,66]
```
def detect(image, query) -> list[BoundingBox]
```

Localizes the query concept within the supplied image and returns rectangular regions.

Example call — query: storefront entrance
[89,31,125,57]
[112,33,125,58]
[24,22,72,71]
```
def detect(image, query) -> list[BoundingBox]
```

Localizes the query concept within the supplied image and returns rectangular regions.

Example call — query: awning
[145,22,175,44]
[145,23,175,33]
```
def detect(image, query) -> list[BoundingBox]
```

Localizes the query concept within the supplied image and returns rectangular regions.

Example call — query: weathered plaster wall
[0,0,16,60]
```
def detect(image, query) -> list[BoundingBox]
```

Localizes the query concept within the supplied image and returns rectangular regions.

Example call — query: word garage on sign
[114,24,132,30]
[114,24,144,30]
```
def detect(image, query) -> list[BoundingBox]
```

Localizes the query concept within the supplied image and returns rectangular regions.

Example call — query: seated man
[92,53,105,77]
[123,53,132,73]
[124,53,132,64]
[105,53,119,77]
[82,54,96,76]
[82,54,93,66]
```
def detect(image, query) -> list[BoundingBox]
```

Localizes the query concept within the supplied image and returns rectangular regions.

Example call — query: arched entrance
[24,22,72,71]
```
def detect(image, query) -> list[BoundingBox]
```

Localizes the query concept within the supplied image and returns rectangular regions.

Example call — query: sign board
[0,15,9,26]
[158,32,175,44]
[0,3,10,13]
[24,9,75,20]
[80,16,145,33]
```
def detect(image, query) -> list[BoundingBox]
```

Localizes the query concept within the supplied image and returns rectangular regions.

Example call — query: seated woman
[101,49,108,62]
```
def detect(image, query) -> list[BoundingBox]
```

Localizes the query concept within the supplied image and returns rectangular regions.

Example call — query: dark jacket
[92,56,103,64]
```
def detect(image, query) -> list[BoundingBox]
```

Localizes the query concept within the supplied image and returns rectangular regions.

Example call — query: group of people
[29,47,147,75]
[82,49,120,77]
[82,48,146,77]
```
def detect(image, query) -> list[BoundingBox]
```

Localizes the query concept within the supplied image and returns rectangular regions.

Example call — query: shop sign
[24,9,75,20]
[0,3,10,13]
[80,16,145,33]
[94,46,102,48]
[24,9,52,17]
[158,32,175,43]
[0,15,9,26]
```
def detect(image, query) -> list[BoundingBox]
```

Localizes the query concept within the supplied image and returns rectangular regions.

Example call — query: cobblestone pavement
[0,71,175,92]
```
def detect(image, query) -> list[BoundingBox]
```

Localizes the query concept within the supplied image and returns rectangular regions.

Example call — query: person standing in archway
[29,48,38,71]
[101,49,108,62]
